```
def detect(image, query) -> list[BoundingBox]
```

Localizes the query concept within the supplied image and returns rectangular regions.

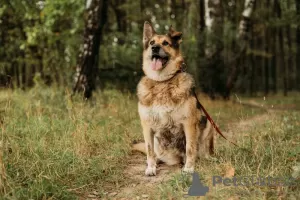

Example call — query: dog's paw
[145,166,156,176]
[182,166,194,174]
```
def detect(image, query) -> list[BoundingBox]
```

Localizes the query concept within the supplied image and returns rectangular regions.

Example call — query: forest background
[1,0,300,98]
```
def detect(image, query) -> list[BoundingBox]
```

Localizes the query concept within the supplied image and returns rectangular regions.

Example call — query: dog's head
[142,21,184,81]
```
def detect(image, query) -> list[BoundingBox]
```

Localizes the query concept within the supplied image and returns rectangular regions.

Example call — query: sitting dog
[134,21,214,176]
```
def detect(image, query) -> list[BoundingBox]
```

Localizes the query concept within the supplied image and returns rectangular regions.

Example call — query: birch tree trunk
[203,0,224,99]
[238,0,256,40]
[73,0,108,99]
[204,0,223,58]
[225,0,256,97]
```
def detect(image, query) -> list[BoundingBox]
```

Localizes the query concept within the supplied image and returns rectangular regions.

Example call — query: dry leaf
[224,166,235,178]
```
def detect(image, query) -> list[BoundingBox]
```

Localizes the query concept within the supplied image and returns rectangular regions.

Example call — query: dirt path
[224,110,276,140]
[116,154,182,198]
[103,106,277,199]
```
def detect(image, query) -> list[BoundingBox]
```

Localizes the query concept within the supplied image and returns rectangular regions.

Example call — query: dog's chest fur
[137,73,195,133]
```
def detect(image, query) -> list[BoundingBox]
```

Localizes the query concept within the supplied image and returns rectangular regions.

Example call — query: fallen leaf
[224,166,235,178]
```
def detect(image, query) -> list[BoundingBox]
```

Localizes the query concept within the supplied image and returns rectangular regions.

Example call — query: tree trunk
[275,0,287,96]
[270,0,278,94]
[110,0,126,44]
[73,0,108,99]
[286,0,293,90]
[238,0,256,39]
[226,0,256,97]
[249,30,256,96]
[115,1,126,33]
[264,0,270,95]
[140,0,146,29]
[202,0,224,99]
[296,0,300,91]
[199,0,205,32]
[197,0,206,87]
[204,0,223,58]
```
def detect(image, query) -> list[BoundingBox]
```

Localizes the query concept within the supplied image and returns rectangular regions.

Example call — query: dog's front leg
[183,120,198,173]
[141,120,156,176]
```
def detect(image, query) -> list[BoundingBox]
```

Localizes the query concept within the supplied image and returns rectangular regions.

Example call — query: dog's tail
[132,142,146,154]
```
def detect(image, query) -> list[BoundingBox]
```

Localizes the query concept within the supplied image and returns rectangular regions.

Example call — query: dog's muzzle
[150,45,169,71]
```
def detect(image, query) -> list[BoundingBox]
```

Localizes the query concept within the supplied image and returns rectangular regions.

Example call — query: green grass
[1,87,141,199]
[0,86,299,199]
[241,92,300,110]
[151,110,300,199]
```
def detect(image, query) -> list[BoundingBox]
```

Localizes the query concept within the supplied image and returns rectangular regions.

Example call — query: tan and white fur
[135,21,214,176]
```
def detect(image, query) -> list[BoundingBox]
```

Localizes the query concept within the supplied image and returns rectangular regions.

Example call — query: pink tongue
[151,58,163,71]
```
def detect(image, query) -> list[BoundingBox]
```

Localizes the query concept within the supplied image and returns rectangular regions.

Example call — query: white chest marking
[138,102,189,128]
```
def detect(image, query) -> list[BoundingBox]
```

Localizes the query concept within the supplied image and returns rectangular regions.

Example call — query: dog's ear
[143,21,155,49]
[168,26,182,46]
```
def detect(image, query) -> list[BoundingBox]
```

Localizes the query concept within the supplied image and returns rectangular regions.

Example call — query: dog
[134,21,214,176]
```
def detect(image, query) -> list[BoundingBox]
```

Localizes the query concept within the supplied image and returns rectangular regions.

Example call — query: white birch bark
[86,0,93,9]
[238,0,256,39]
[73,0,107,98]
[226,0,256,96]
[204,0,223,58]
[204,0,214,33]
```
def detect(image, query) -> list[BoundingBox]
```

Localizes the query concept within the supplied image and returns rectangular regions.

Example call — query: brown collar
[171,62,187,78]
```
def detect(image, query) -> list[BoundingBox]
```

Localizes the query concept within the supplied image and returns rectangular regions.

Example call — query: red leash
[192,89,238,147]
[179,63,238,147]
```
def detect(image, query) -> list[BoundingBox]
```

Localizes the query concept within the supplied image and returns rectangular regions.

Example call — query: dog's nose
[151,45,160,53]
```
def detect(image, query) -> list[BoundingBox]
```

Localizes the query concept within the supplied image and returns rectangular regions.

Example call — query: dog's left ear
[168,26,182,45]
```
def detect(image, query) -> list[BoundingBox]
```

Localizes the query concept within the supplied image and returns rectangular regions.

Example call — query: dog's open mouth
[151,55,169,71]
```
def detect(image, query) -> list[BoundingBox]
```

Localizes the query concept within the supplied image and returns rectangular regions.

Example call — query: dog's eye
[150,40,155,45]
[162,41,169,46]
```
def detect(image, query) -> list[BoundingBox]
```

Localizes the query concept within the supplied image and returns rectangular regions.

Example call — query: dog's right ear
[143,21,155,49]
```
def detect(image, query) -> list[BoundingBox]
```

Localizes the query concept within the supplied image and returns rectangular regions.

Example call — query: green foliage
[0,0,85,87]
[1,0,300,94]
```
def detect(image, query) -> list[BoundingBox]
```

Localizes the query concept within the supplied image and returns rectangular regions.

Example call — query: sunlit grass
[0,87,299,199]
[150,110,300,199]
[239,92,300,110]
[1,87,140,199]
